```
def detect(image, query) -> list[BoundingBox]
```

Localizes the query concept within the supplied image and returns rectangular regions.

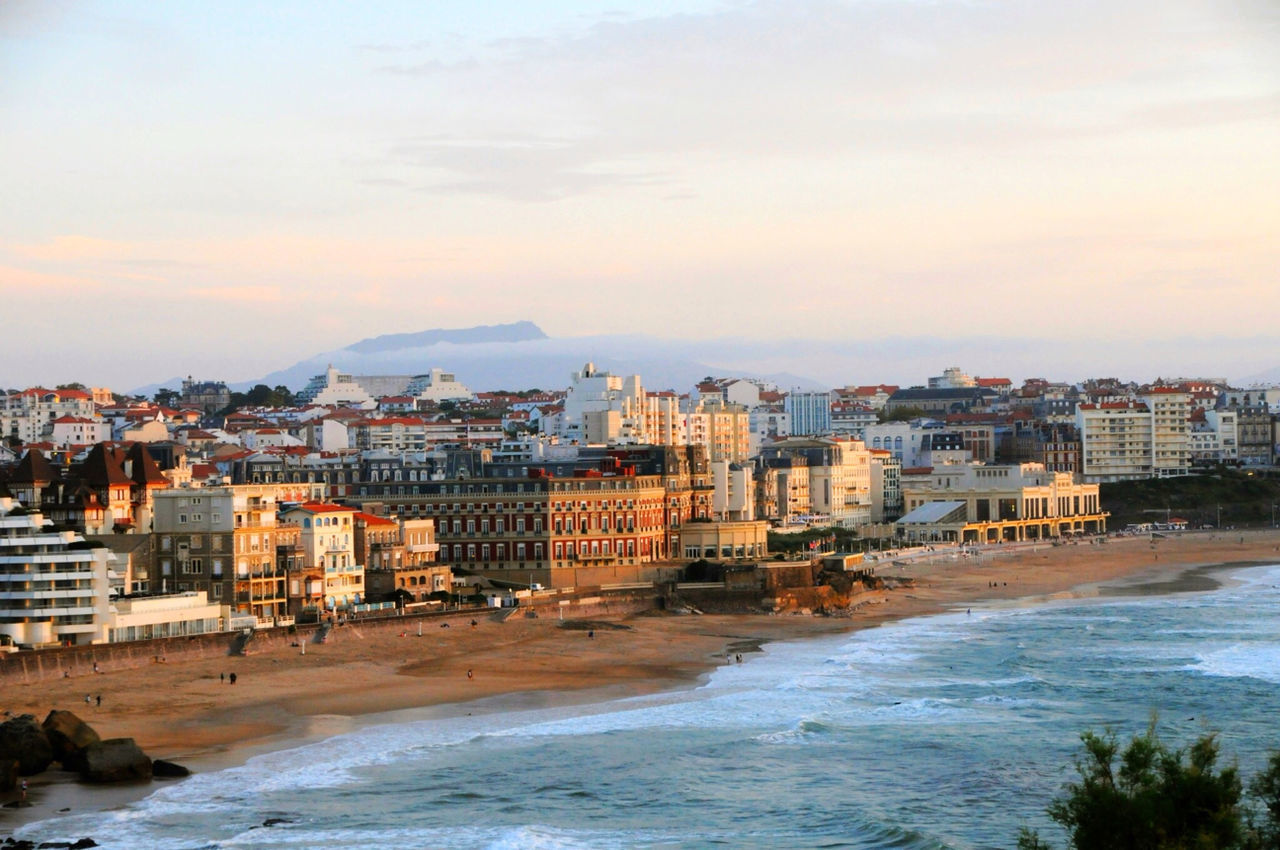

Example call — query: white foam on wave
[1192,643,1280,684]
[218,822,680,850]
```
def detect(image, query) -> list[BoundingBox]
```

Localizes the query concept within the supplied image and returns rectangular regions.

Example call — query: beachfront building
[894,463,1106,544]
[152,482,320,623]
[106,591,224,643]
[279,502,365,614]
[0,496,114,647]
[347,444,714,588]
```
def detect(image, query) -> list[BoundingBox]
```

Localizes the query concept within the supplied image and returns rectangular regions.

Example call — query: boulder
[80,739,151,783]
[0,757,17,792]
[0,715,54,776]
[151,759,190,778]
[42,711,101,772]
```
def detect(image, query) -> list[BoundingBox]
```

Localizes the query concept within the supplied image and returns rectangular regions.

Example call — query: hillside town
[2,362,1277,652]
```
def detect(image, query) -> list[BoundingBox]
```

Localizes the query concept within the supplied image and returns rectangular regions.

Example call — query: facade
[1138,389,1191,477]
[685,400,752,463]
[754,456,811,524]
[1076,402,1154,483]
[785,390,832,437]
[678,520,768,561]
[179,378,231,414]
[0,496,113,647]
[2,388,96,446]
[152,483,320,622]
[895,463,1106,543]
[107,591,223,643]
[869,450,903,522]
[758,437,872,526]
[406,368,472,403]
[541,363,648,445]
[280,503,365,613]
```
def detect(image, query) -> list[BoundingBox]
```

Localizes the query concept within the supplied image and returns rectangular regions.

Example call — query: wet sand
[4,528,1279,833]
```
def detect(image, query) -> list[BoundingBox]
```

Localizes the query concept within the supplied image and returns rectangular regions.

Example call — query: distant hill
[344,321,547,354]
[214,322,828,395]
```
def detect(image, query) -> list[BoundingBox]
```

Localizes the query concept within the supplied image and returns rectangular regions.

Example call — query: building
[758,437,872,526]
[406,368,472,403]
[280,502,366,615]
[1138,388,1191,477]
[0,496,114,647]
[152,483,320,621]
[784,390,832,437]
[1076,402,1154,483]
[107,591,224,643]
[179,378,231,414]
[685,400,752,463]
[541,363,648,445]
[869,450,903,522]
[884,387,995,416]
[895,463,1106,543]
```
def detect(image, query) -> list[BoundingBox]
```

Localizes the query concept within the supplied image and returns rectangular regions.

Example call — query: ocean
[15,563,1280,850]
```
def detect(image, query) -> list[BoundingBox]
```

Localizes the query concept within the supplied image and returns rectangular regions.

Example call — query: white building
[1139,388,1191,477]
[107,591,224,643]
[296,366,376,406]
[0,497,114,647]
[711,461,755,522]
[1076,402,1154,482]
[50,415,112,448]
[406,368,473,403]
[542,363,648,445]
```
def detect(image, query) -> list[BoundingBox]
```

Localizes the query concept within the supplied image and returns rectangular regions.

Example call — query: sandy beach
[4,528,1280,833]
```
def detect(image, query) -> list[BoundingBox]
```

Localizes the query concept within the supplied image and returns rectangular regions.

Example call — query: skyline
[3,0,1277,389]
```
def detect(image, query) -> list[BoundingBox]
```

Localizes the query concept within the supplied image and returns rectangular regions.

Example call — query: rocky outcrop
[152,759,190,778]
[42,710,101,772]
[0,757,18,792]
[81,738,152,783]
[0,714,54,776]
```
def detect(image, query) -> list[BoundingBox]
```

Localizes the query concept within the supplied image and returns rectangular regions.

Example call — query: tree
[154,387,179,407]
[1019,723,1280,850]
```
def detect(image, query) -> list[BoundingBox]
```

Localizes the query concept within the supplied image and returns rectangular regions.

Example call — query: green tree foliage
[153,387,180,407]
[1019,724,1280,850]
[224,384,295,410]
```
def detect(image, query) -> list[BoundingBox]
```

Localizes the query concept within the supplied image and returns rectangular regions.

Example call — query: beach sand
[4,528,1279,832]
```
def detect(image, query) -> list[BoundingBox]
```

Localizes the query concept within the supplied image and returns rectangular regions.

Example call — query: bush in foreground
[1019,723,1280,849]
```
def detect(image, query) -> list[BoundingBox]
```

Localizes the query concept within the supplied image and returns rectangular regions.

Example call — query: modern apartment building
[1076,402,1155,482]
[0,496,113,647]
[785,390,832,437]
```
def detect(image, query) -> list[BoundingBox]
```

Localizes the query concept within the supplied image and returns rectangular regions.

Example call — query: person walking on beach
[229,672,237,685]
[467,669,473,680]
[19,779,26,805]
[84,694,91,706]
[96,694,101,707]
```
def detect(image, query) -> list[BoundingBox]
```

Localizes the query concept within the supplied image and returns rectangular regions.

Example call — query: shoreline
[5,528,1280,836]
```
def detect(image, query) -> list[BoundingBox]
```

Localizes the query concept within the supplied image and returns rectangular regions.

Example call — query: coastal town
[1,361,1276,652]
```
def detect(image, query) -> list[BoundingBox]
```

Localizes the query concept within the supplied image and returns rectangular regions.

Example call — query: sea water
[16,563,1280,849]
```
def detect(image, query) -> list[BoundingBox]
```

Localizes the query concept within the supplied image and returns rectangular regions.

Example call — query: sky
[2,0,1277,391]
